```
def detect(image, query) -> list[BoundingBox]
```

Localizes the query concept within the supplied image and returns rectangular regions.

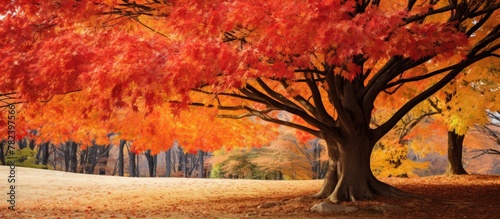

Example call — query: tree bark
[177,147,184,172]
[28,139,36,150]
[98,145,111,175]
[314,130,413,203]
[165,149,171,177]
[446,131,468,175]
[63,143,70,172]
[52,144,58,170]
[69,141,78,173]
[118,140,125,176]
[19,138,27,149]
[136,153,140,177]
[79,148,88,173]
[182,153,187,177]
[85,145,98,174]
[36,142,50,166]
[0,140,6,165]
[198,150,204,178]
[42,142,49,166]
[128,149,137,177]
[35,144,42,164]
[144,150,157,177]
[153,154,157,177]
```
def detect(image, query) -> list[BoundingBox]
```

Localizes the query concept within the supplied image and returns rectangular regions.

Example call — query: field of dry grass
[1,166,498,218]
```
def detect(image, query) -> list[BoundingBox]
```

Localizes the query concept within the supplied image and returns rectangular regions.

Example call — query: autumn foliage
[1,0,499,203]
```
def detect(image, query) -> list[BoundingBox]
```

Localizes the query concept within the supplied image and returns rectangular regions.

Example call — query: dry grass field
[1,167,499,218]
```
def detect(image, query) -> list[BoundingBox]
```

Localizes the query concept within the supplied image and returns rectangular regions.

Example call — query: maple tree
[1,0,500,203]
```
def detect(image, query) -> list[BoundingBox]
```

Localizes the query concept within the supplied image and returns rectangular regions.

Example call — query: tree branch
[242,83,327,130]
[217,107,322,138]
[324,66,352,129]
[254,78,305,113]
[303,72,335,125]
[404,5,455,24]
[385,62,465,89]
[374,51,496,141]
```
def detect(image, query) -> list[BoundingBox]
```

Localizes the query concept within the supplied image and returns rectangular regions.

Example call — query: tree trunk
[63,143,70,172]
[177,147,184,172]
[35,145,41,164]
[0,140,6,165]
[314,130,412,203]
[69,141,78,173]
[144,150,157,177]
[182,153,187,177]
[85,146,97,174]
[52,144,58,170]
[188,153,197,177]
[98,145,111,175]
[28,139,36,150]
[128,150,137,177]
[198,150,204,178]
[118,140,125,176]
[42,142,49,166]
[79,148,88,173]
[165,149,171,177]
[36,142,50,166]
[136,153,140,177]
[446,131,468,175]
[19,138,27,149]
[153,154,157,177]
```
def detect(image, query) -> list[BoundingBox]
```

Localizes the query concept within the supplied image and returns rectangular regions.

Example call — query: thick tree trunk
[118,140,125,176]
[314,130,413,203]
[446,131,468,175]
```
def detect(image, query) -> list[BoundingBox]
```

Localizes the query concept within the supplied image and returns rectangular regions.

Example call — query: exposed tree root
[312,166,421,203]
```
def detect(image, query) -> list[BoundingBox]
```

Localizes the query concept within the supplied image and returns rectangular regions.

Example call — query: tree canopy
[1,0,499,203]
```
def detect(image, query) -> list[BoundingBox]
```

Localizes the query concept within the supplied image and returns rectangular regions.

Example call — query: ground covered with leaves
[1,167,498,218]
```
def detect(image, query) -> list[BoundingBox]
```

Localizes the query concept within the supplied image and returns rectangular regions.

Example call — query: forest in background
[3,113,498,179]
